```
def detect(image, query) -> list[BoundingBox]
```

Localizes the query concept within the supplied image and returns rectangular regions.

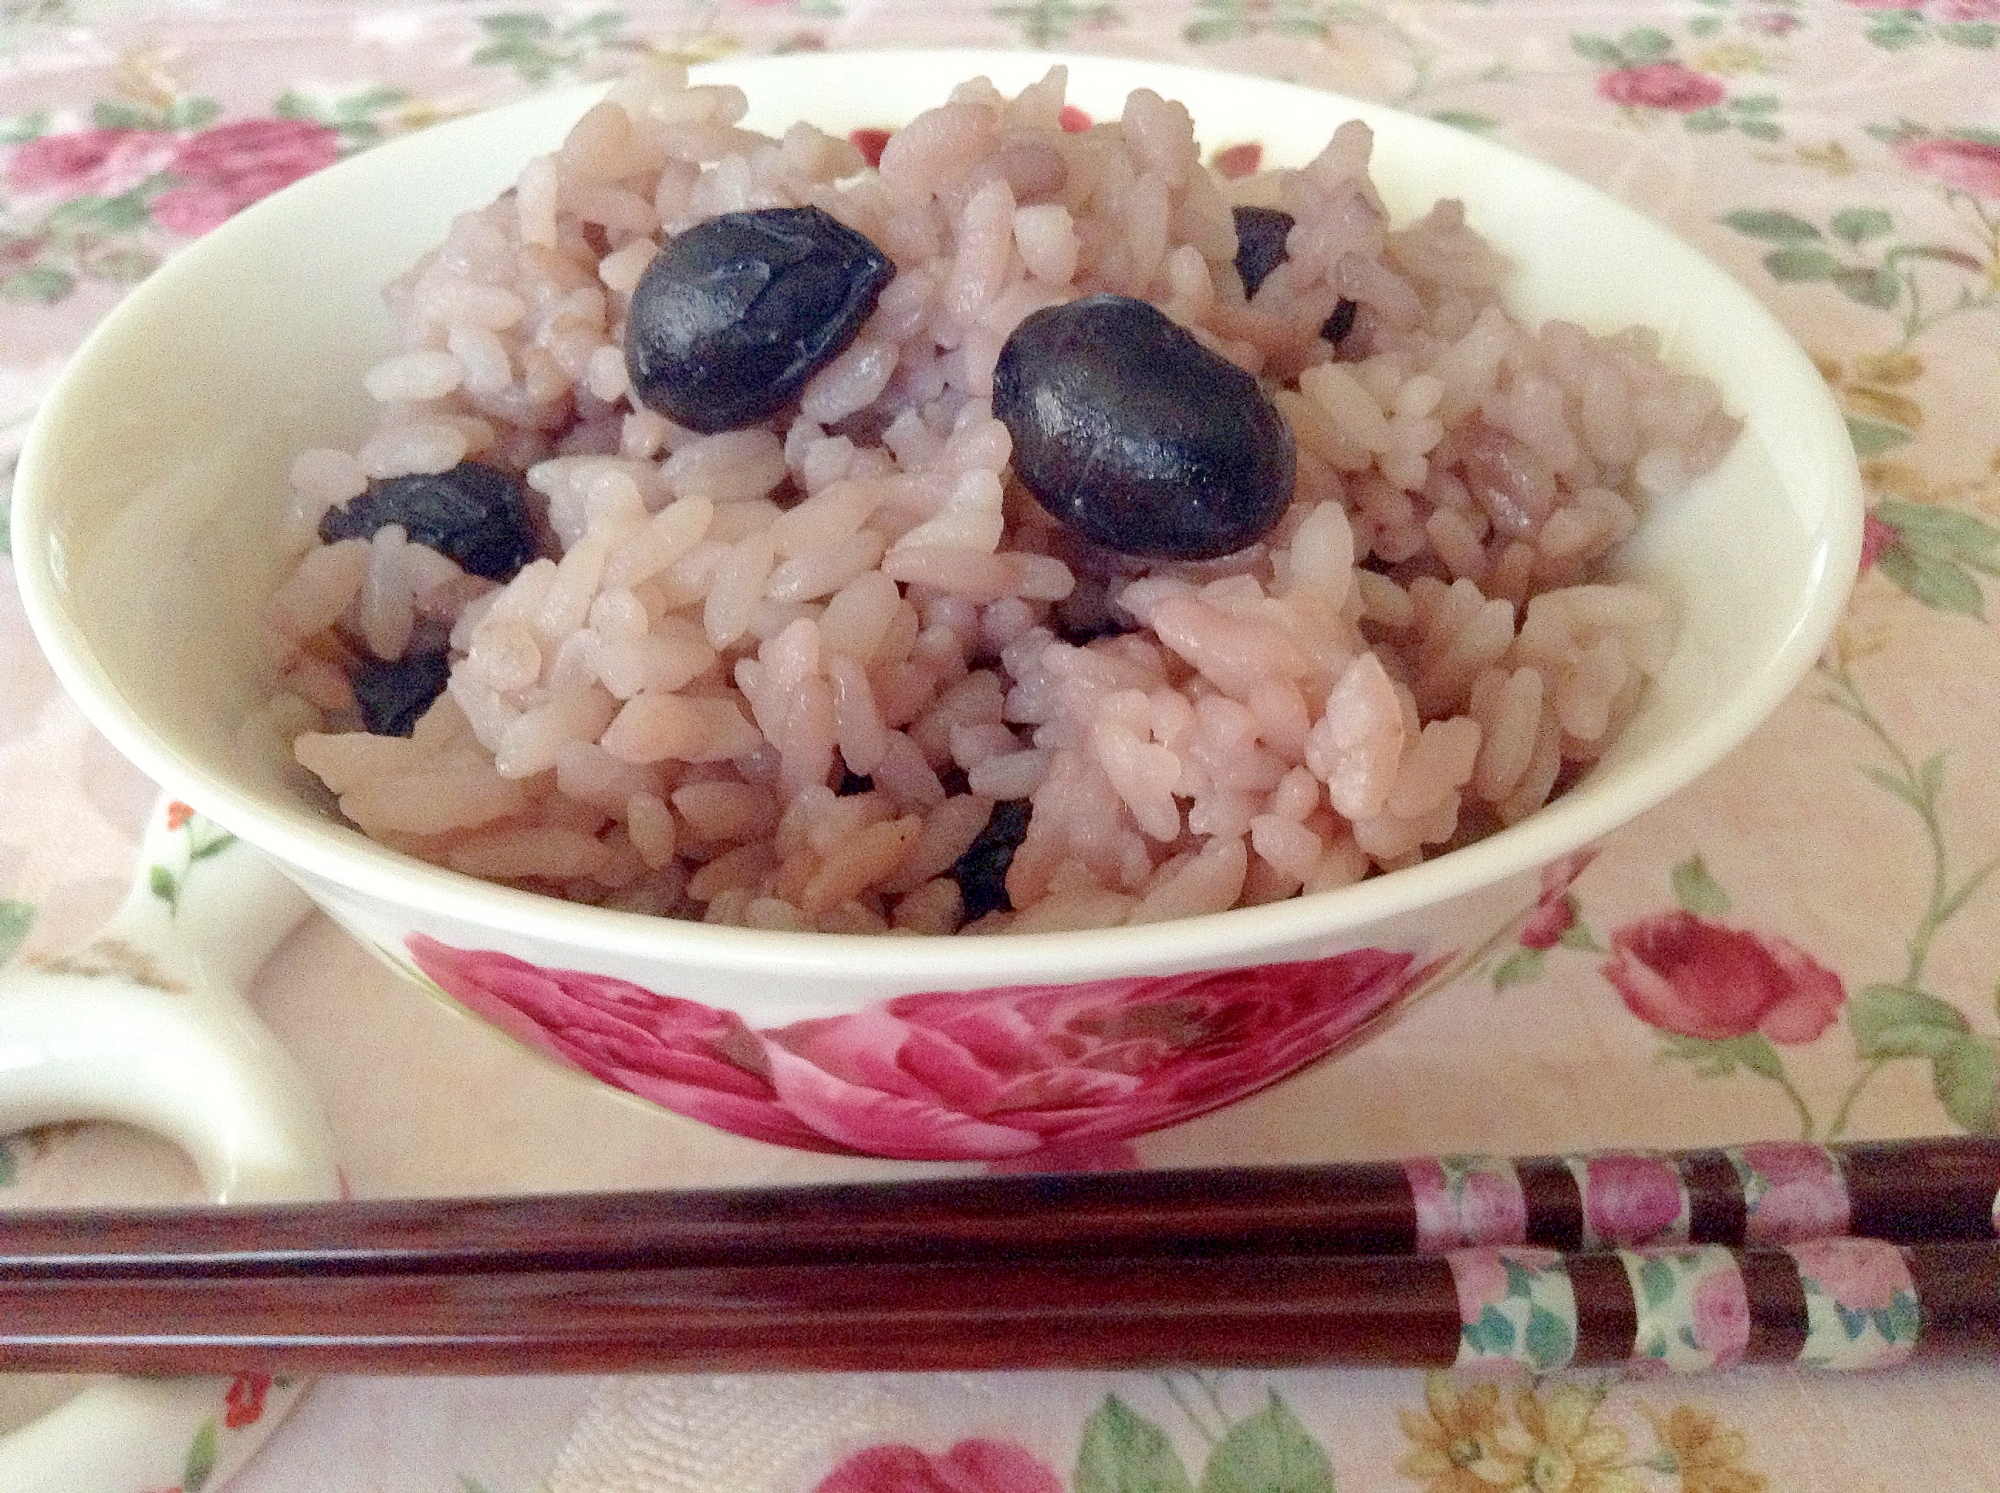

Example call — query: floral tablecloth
[5,0,2000,1489]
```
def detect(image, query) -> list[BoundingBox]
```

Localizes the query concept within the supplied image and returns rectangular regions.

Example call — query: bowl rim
[12,48,1864,989]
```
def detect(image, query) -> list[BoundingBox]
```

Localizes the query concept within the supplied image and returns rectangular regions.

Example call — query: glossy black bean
[625,207,895,433]
[352,652,452,738]
[951,799,1032,922]
[318,462,536,583]
[993,294,1295,561]
[1231,205,1295,299]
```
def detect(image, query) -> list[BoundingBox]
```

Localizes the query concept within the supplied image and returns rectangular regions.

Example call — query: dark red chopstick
[0,1239,1994,1376]
[0,1137,1991,1280]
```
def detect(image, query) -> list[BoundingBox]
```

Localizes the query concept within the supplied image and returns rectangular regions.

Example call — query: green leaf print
[1846,416,1913,457]
[1467,1304,1516,1356]
[1659,1033,1785,1082]
[1430,110,1497,134]
[1523,1304,1573,1369]
[1831,207,1895,245]
[1638,1256,1677,1310]
[1491,946,1546,990]
[1936,22,1998,48]
[0,901,32,967]
[1077,1395,1197,1493]
[1875,545,1986,618]
[149,864,180,909]
[1001,0,1122,48]
[1720,209,1822,242]
[1199,1392,1337,1493]
[1833,266,1902,310]
[1763,245,1843,282]
[1670,855,1730,916]
[1569,33,1625,67]
[0,265,74,305]
[184,1418,220,1493]
[1876,501,2000,565]
[1932,1036,2000,1132]
[1620,26,1673,60]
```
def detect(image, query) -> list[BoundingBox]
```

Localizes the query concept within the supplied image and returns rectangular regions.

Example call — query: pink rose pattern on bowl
[408,934,1435,1162]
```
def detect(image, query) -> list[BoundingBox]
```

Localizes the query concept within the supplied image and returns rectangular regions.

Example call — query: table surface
[5,1,2000,1489]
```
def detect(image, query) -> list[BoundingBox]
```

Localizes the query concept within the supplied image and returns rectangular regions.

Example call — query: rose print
[409,936,1427,1161]
[1894,136,2000,200]
[1736,1142,1850,1243]
[815,1439,1063,1493]
[4,126,175,198]
[1691,1269,1750,1365]
[1602,911,1846,1044]
[150,118,341,235]
[1789,1238,1910,1312]
[1581,1154,1684,1245]
[1596,62,1727,113]
[1860,511,1900,572]
[224,1371,271,1429]
[1449,1251,1513,1327]
[1518,850,1596,950]
[1407,1157,1527,1251]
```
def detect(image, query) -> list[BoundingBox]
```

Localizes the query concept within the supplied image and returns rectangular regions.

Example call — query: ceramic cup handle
[0,796,341,1493]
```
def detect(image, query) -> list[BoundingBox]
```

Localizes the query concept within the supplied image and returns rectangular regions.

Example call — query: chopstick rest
[0,1238,1990,1376]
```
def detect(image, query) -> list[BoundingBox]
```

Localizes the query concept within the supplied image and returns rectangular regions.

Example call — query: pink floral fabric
[1596,62,1726,112]
[1602,912,1847,1045]
[149,118,341,235]
[814,1439,1063,1493]
[408,935,1427,1162]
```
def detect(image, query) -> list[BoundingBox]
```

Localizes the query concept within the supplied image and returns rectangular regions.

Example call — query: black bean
[1232,205,1295,299]
[1231,207,1358,346]
[351,651,452,738]
[993,294,1295,562]
[318,462,536,583]
[625,206,895,434]
[1323,296,1358,346]
[951,798,1031,922]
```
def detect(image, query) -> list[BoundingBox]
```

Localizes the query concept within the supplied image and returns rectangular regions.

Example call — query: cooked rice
[257,63,1738,935]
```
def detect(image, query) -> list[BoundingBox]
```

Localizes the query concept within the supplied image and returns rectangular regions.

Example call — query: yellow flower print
[1397,1375,1526,1493]
[1491,1384,1643,1493]
[1690,41,1764,76]
[1642,1404,1768,1493]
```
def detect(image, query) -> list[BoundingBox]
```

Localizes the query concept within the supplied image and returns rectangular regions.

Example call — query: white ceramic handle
[0,796,341,1493]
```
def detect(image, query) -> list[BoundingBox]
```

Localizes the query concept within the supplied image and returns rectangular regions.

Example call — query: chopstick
[0,1240,1994,1375]
[0,1136,1992,1279]
[0,1137,1992,1376]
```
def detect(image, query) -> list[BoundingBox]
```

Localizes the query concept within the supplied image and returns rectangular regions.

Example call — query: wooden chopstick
[0,1239,1995,1375]
[0,1137,1992,1280]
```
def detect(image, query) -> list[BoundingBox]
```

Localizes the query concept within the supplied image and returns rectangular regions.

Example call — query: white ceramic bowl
[13,51,1861,1163]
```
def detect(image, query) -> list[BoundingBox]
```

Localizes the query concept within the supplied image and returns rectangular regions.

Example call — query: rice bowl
[13,50,1858,1034]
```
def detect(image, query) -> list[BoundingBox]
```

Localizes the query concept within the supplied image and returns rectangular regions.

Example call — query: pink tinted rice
[258,63,1739,936]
